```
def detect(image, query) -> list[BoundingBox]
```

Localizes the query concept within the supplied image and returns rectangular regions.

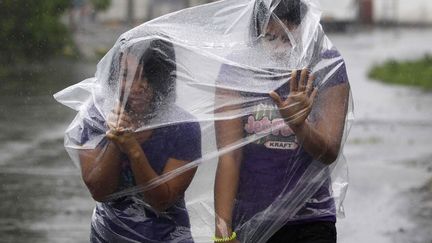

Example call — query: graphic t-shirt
[77,104,202,243]
[217,49,348,228]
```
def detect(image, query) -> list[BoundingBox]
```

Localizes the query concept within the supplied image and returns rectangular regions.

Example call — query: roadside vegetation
[0,0,73,65]
[369,54,432,91]
[0,0,112,76]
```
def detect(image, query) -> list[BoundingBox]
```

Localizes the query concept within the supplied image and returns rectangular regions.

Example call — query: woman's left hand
[106,105,150,154]
[269,69,318,128]
[106,128,140,154]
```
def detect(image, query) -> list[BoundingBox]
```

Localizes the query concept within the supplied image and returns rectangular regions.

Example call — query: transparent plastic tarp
[54,0,353,242]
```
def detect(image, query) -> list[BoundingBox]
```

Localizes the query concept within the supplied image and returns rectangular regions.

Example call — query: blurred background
[1,0,431,242]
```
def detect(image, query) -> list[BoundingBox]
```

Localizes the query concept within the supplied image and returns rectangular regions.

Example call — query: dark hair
[252,0,308,37]
[136,38,176,104]
[105,38,176,116]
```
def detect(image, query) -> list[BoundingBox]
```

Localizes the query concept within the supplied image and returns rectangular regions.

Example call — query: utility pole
[393,0,398,25]
[357,0,373,25]
[126,0,135,26]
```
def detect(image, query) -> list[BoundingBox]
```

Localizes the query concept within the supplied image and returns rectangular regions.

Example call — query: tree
[91,0,111,12]
[0,0,70,64]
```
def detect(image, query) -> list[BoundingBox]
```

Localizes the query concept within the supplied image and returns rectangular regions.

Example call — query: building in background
[96,0,432,27]
[373,0,432,25]
[320,0,432,27]
[97,0,213,24]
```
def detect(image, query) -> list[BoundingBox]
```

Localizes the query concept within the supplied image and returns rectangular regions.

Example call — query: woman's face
[121,55,154,115]
[262,19,298,59]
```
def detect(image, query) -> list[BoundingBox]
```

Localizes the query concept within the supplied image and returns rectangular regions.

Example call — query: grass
[368,54,432,91]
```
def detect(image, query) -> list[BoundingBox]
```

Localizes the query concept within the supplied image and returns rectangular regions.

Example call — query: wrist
[289,120,308,133]
[213,231,237,242]
[215,228,232,238]
[125,143,142,159]
[215,217,233,238]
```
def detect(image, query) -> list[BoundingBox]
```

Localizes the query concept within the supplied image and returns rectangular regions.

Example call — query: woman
[214,0,350,242]
[77,38,202,242]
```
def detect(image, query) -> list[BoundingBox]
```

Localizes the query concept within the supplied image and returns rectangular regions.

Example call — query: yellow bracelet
[213,231,237,242]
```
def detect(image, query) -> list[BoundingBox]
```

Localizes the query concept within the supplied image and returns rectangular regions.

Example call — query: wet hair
[107,37,176,108]
[136,38,176,104]
[252,0,308,37]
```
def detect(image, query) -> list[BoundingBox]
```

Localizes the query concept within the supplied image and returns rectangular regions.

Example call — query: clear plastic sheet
[54,0,353,242]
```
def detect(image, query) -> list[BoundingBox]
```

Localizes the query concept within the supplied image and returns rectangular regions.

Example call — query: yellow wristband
[213,231,237,242]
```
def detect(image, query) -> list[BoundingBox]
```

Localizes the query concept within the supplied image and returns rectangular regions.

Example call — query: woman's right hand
[106,103,152,152]
[106,128,140,154]
[269,69,318,129]
[107,103,136,131]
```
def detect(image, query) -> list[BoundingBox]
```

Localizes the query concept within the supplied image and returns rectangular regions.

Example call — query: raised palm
[269,69,318,128]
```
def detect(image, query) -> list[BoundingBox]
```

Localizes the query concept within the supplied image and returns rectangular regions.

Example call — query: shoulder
[159,106,202,161]
[217,49,252,83]
[174,119,200,132]
[313,49,349,88]
[171,107,201,135]
[154,105,201,136]
[67,103,107,146]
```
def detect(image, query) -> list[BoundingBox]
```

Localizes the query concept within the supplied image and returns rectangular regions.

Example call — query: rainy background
[1,0,432,242]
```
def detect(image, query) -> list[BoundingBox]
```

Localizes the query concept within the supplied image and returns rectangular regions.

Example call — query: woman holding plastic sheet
[77,39,202,242]
[214,0,350,242]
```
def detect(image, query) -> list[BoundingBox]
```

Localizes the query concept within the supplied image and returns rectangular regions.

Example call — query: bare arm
[125,139,197,211]
[214,87,244,239]
[270,69,350,164]
[291,83,349,164]
[79,141,123,202]
[78,105,130,202]
[106,124,197,212]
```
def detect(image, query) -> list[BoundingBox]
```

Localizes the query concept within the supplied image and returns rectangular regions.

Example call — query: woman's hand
[106,103,152,153]
[106,128,139,154]
[269,69,318,128]
[107,103,137,131]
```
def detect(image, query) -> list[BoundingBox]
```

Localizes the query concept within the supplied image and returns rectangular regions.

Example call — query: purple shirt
[76,105,201,242]
[217,49,348,230]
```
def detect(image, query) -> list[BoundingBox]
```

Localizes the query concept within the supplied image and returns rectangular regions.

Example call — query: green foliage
[91,0,111,11]
[0,0,71,64]
[369,54,432,91]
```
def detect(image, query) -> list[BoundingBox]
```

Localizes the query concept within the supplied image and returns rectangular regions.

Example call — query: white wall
[97,0,149,22]
[97,0,432,24]
[96,0,211,23]
[319,0,357,21]
[373,0,432,24]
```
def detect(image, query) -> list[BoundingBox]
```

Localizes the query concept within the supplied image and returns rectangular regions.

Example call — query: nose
[131,79,150,94]
[273,37,291,50]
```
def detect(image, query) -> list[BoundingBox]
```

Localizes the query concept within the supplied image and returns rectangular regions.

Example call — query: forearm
[214,88,244,237]
[291,121,339,164]
[214,155,241,237]
[81,141,123,201]
[126,144,172,211]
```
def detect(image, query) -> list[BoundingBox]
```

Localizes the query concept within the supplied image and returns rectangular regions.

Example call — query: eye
[280,35,290,44]
[264,33,277,41]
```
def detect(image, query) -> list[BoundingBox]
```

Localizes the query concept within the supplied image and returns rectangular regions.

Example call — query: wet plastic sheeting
[54,0,352,242]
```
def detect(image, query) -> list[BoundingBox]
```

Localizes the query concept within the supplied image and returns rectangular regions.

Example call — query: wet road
[332,28,432,243]
[0,60,96,243]
[1,27,432,243]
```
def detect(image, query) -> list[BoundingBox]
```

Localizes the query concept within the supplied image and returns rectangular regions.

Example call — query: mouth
[126,95,153,112]
[128,94,151,102]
